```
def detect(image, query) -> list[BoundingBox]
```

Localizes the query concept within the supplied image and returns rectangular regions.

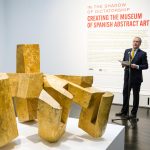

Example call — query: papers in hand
[118,60,130,66]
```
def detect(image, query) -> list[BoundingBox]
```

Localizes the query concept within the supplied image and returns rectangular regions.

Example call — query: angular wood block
[38,90,65,142]
[67,82,93,108]
[16,44,40,73]
[56,75,93,88]
[78,91,114,138]
[43,74,73,123]
[7,73,19,97]
[14,97,38,122]
[0,73,18,147]
[17,73,43,99]
[15,73,43,122]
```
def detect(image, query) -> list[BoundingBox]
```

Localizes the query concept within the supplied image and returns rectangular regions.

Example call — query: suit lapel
[128,49,132,61]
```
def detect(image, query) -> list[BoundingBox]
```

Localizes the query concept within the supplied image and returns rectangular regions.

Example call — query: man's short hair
[134,37,142,44]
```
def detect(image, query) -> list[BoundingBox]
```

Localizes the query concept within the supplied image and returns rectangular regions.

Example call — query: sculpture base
[1,118,125,150]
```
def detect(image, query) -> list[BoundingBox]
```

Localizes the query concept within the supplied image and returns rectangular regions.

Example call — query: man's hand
[131,64,139,69]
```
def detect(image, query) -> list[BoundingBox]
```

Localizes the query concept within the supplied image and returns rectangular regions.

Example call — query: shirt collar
[132,48,139,52]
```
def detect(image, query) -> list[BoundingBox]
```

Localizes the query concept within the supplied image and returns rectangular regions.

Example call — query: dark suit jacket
[123,48,148,85]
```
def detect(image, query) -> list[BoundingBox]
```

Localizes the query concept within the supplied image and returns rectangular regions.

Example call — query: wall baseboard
[113,92,150,108]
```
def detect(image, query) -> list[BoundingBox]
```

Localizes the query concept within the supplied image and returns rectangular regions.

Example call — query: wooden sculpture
[0,73,18,147]
[55,77,114,138]
[43,74,73,124]
[0,43,114,147]
[15,73,43,122]
[16,44,40,73]
[7,73,19,97]
[56,75,93,88]
[78,91,114,137]
[38,90,66,142]
[14,44,42,122]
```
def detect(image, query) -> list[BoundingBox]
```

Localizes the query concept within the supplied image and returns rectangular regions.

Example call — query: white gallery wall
[0,0,5,70]
[0,0,150,107]
[1,0,87,74]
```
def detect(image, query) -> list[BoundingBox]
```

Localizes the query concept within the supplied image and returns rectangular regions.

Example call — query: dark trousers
[121,81,141,115]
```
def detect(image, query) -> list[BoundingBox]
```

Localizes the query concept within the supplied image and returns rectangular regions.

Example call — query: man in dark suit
[116,37,148,118]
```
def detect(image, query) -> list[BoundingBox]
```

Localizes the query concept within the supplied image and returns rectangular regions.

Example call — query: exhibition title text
[87,3,150,28]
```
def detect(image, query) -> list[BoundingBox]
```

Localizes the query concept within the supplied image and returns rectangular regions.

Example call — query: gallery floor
[70,104,150,150]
